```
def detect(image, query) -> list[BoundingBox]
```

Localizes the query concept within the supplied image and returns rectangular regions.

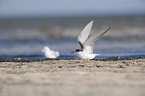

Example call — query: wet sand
[0,58,145,96]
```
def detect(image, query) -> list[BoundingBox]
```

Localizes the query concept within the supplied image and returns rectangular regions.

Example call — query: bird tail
[55,51,60,57]
[95,54,101,56]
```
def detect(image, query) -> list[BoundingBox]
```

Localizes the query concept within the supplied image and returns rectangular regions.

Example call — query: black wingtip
[105,27,111,33]
[107,27,111,30]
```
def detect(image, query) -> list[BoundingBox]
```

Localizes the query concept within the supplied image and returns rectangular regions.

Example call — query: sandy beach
[0,58,145,96]
[0,1,145,96]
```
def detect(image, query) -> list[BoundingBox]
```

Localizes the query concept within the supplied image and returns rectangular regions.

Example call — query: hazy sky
[0,0,145,18]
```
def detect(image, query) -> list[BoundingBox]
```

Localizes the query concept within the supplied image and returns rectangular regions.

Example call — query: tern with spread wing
[71,21,111,59]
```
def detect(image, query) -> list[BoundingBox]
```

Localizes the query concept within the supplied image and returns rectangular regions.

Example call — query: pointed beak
[71,51,75,53]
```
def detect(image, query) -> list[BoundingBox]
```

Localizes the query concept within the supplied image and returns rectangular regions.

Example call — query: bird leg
[87,59,90,62]
[83,59,90,63]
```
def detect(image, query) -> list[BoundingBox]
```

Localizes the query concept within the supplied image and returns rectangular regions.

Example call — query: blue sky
[0,0,145,18]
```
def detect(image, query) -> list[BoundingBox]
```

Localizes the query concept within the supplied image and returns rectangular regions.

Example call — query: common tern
[72,21,111,59]
[41,46,59,58]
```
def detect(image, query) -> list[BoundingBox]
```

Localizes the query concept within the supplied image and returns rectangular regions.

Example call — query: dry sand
[0,59,145,96]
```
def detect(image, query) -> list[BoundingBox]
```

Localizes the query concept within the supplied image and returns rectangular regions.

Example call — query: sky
[0,0,145,18]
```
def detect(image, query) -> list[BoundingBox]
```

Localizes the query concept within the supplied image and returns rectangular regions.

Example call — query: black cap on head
[71,49,83,53]
[75,49,83,52]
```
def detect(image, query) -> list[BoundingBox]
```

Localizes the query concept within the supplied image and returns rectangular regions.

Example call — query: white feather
[41,46,59,58]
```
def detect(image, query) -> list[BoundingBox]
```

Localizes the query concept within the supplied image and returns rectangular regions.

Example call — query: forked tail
[95,54,101,56]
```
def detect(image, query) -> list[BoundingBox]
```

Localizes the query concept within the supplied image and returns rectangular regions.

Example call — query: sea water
[0,17,145,59]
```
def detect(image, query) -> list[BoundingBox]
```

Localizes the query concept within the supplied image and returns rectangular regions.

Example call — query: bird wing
[77,21,93,49]
[83,27,111,53]
[84,27,111,46]
[51,50,59,58]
